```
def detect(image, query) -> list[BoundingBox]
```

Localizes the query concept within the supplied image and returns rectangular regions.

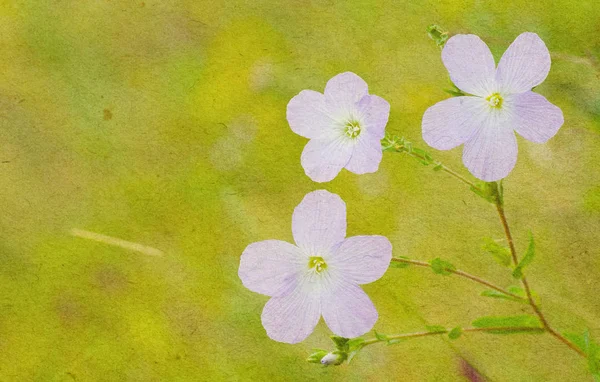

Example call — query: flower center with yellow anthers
[486,93,503,108]
[344,121,361,138]
[308,256,327,273]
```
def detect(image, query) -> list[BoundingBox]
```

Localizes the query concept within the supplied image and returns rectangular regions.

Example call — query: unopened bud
[320,351,347,366]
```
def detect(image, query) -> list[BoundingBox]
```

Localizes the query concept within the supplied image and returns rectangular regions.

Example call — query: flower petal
[292,190,346,254]
[261,281,321,344]
[508,91,564,143]
[462,118,518,181]
[442,34,496,96]
[287,90,336,139]
[321,281,378,338]
[239,240,307,297]
[422,96,487,150]
[327,235,392,285]
[344,136,383,175]
[356,95,390,139]
[324,72,369,117]
[300,137,353,182]
[496,32,551,94]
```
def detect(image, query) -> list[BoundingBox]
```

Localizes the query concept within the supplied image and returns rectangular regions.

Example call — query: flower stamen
[308,256,327,273]
[344,121,361,138]
[486,93,503,108]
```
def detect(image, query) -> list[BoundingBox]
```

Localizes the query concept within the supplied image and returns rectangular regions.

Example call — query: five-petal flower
[238,190,392,344]
[422,32,564,181]
[287,72,390,182]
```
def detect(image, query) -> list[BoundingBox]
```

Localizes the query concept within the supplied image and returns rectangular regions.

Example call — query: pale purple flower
[422,32,564,181]
[238,190,392,344]
[287,72,390,182]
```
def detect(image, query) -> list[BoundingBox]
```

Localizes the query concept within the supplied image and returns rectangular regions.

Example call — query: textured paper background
[0,1,599,380]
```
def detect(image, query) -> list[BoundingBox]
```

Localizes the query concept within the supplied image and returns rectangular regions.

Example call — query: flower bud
[320,351,347,366]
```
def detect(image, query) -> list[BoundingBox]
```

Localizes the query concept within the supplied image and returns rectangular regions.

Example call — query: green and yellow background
[0,1,599,380]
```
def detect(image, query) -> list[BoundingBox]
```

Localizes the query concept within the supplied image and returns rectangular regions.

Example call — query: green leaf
[480,290,526,304]
[481,238,512,267]
[330,336,349,351]
[448,327,463,340]
[472,315,543,334]
[443,88,465,97]
[432,163,443,172]
[306,349,329,363]
[387,339,403,345]
[430,258,456,275]
[347,338,365,351]
[374,331,388,341]
[425,325,447,333]
[513,233,535,279]
[389,257,410,269]
[564,330,600,374]
[426,24,449,47]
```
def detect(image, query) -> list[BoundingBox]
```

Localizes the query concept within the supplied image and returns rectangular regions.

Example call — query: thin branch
[391,257,525,301]
[494,201,586,358]
[362,326,544,347]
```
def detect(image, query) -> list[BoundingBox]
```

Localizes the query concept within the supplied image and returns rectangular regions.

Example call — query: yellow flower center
[344,121,361,138]
[308,256,327,273]
[486,93,503,108]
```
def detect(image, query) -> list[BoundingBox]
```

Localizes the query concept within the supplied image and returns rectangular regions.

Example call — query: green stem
[382,136,482,192]
[362,326,544,347]
[383,136,587,359]
[391,258,524,301]
[494,201,586,358]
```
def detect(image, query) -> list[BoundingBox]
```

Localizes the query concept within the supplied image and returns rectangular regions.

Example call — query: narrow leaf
[481,238,512,267]
[448,327,463,340]
[513,233,535,279]
[472,315,543,334]
[330,336,350,351]
[430,258,456,276]
[480,290,526,304]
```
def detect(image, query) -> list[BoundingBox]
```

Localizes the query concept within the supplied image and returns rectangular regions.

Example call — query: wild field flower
[422,32,564,181]
[287,72,390,182]
[238,190,392,343]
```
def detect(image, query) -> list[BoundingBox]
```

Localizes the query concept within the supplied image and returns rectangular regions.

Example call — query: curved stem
[382,136,482,192]
[362,326,544,347]
[495,200,586,358]
[383,137,587,359]
[391,257,524,301]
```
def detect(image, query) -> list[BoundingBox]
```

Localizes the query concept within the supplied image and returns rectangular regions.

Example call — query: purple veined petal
[324,72,369,117]
[321,280,378,338]
[300,136,354,182]
[239,240,307,297]
[261,279,321,344]
[292,190,346,255]
[287,90,336,140]
[356,94,390,139]
[422,96,488,150]
[495,32,551,94]
[442,34,496,97]
[327,235,392,285]
[507,91,564,143]
[344,135,383,175]
[462,116,518,182]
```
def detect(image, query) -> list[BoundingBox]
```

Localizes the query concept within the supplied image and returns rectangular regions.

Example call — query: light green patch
[486,92,504,108]
[308,256,327,272]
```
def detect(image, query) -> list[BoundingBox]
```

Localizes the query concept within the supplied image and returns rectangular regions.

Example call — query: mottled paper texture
[0,1,598,381]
